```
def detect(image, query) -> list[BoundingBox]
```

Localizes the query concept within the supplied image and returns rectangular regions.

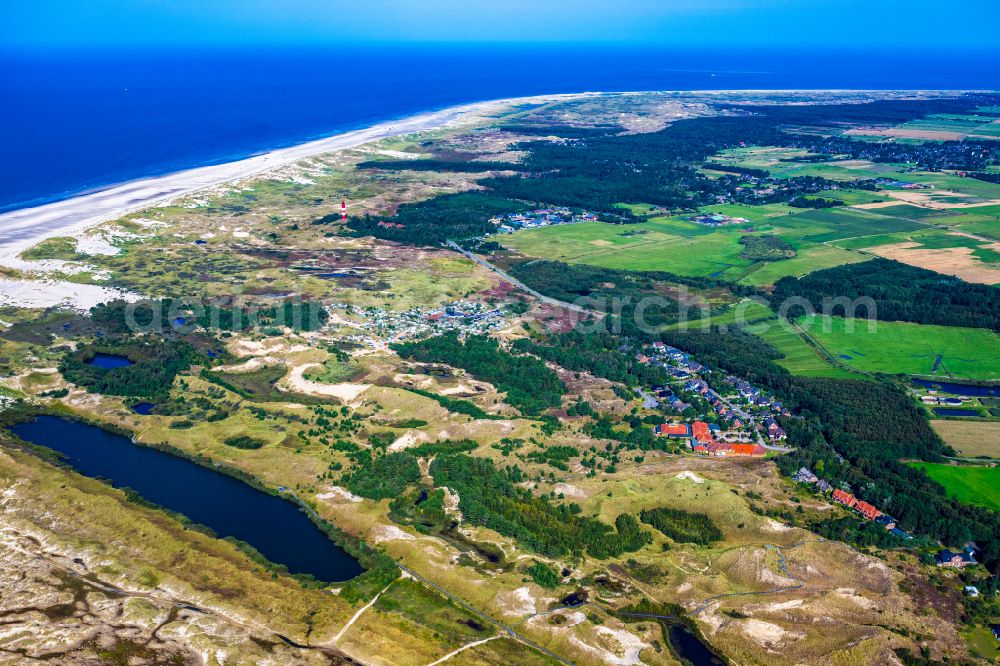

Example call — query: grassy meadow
[909,462,1000,513]
[800,315,1000,380]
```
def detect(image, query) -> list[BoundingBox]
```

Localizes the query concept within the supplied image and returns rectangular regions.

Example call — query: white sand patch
[832,588,876,609]
[738,619,803,648]
[553,483,587,500]
[388,430,426,452]
[216,356,282,373]
[496,587,536,617]
[369,525,415,544]
[562,611,586,627]
[675,582,693,594]
[76,231,122,256]
[568,626,649,666]
[442,487,463,522]
[676,471,705,483]
[762,518,791,532]
[231,338,289,357]
[0,278,138,311]
[317,486,362,503]
[283,363,370,402]
[232,231,250,238]
[761,599,804,612]
[438,383,484,396]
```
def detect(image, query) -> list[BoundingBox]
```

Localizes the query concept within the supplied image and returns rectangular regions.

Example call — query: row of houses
[654,420,765,457]
[488,208,598,233]
[823,479,913,539]
[797,468,987,569]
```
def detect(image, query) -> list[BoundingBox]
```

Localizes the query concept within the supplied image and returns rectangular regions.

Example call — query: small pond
[913,379,1000,397]
[87,353,134,369]
[933,408,982,417]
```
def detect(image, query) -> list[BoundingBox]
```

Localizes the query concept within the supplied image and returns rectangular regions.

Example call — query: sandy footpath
[0,93,591,264]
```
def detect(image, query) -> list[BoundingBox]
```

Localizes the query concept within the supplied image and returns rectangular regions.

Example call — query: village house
[936,546,977,568]
[793,467,818,483]
[654,423,691,438]
[832,488,858,509]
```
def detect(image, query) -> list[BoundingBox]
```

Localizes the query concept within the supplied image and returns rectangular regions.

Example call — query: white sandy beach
[0,93,592,264]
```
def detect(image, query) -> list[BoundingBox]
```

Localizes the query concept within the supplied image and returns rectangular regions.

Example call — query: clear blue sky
[3,0,999,51]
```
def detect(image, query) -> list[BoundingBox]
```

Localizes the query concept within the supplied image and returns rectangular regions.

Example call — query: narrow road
[395,562,576,666]
[290,491,575,664]
[446,240,598,316]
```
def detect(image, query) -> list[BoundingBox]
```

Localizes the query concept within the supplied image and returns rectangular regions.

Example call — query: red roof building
[691,421,711,443]
[832,489,858,508]
[656,423,691,438]
[855,501,882,521]
[731,443,766,456]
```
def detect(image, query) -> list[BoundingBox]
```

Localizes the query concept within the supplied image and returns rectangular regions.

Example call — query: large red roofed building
[691,421,711,443]
[832,489,858,508]
[730,443,766,457]
[656,423,691,438]
[854,501,882,521]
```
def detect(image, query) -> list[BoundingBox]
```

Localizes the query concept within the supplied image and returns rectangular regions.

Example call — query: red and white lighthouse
[341,199,347,221]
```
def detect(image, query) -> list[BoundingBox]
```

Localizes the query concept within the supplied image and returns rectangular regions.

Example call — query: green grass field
[749,319,859,380]
[502,203,910,285]
[800,315,1000,380]
[909,462,1000,512]
[663,299,774,330]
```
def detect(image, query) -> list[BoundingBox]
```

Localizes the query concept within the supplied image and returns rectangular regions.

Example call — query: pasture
[931,421,1000,459]
[502,203,922,285]
[748,318,859,380]
[909,462,1000,513]
[800,315,1000,380]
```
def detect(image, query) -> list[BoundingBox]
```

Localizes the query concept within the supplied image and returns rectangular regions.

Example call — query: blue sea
[1,46,998,213]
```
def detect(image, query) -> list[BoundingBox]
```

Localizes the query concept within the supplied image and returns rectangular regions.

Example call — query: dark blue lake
[87,353,134,368]
[914,379,1000,397]
[9,415,363,582]
[933,408,982,417]
[130,402,155,415]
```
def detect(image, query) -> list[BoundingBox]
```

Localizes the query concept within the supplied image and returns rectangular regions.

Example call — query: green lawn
[501,207,886,285]
[909,462,1000,512]
[663,299,774,331]
[748,319,859,380]
[801,315,1000,380]
[962,625,1000,662]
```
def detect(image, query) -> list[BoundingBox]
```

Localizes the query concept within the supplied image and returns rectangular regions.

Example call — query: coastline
[0,92,594,263]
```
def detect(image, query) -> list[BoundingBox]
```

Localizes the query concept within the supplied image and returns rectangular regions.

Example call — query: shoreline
[0,88,984,264]
[0,92,595,262]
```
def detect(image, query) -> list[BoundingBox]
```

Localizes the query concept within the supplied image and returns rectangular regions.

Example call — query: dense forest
[639,507,724,545]
[346,192,522,246]
[90,297,329,334]
[429,453,651,558]
[392,332,565,415]
[60,340,199,399]
[771,258,1000,332]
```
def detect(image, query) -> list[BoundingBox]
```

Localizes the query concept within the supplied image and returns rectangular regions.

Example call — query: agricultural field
[799,314,1000,380]
[846,110,1000,142]
[909,462,1000,513]
[747,318,860,380]
[501,204,923,285]
[932,420,1000,459]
